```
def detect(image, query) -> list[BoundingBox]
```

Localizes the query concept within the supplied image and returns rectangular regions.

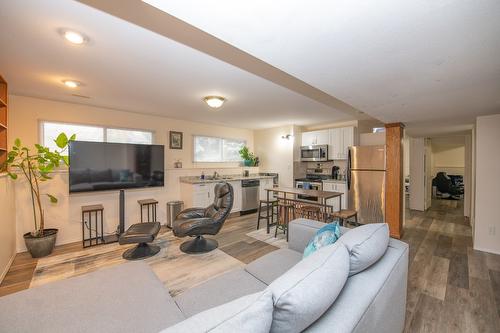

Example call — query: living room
[1,1,500,332]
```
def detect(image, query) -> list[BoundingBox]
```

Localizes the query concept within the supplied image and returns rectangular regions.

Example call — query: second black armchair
[173,182,234,254]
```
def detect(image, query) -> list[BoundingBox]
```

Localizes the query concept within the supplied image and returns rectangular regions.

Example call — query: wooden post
[385,123,404,239]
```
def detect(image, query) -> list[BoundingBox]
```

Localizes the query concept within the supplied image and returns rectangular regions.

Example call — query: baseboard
[473,246,500,256]
[0,253,16,284]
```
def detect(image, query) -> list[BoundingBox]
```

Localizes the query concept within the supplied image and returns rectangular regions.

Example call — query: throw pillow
[303,222,341,258]
[161,290,273,333]
[338,223,389,276]
[267,242,350,333]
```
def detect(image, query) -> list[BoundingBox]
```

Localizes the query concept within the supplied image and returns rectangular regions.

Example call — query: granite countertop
[180,174,275,184]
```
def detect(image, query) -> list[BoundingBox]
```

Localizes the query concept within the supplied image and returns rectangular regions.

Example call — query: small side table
[82,204,104,248]
[138,199,159,223]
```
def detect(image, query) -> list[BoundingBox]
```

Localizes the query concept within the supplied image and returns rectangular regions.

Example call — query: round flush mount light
[60,29,89,45]
[62,80,82,88]
[203,96,226,109]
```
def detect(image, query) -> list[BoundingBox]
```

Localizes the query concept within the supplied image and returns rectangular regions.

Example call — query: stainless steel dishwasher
[241,179,260,214]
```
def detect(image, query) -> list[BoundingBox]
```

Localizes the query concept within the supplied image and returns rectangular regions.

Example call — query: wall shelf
[0,98,6,107]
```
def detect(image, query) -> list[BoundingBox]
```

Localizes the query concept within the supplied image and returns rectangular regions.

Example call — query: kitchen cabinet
[328,126,357,160]
[323,181,348,211]
[259,178,274,200]
[181,180,243,214]
[301,129,329,146]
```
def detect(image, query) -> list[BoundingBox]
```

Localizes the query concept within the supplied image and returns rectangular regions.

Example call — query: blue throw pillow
[303,223,341,258]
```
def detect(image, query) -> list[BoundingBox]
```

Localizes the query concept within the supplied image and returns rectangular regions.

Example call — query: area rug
[246,227,288,249]
[30,229,244,296]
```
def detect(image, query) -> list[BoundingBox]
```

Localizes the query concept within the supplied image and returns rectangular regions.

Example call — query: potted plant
[239,146,259,167]
[3,133,74,258]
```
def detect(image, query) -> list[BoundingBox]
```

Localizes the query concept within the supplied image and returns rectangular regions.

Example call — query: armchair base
[180,236,218,254]
[122,243,161,260]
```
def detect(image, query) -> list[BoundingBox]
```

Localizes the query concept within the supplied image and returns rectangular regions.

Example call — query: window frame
[39,120,155,148]
[192,134,246,163]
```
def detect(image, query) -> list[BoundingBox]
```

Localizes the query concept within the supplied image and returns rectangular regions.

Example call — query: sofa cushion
[303,222,341,258]
[245,248,302,285]
[174,268,266,317]
[266,242,350,333]
[163,290,274,333]
[338,223,389,276]
[0,262,184,333]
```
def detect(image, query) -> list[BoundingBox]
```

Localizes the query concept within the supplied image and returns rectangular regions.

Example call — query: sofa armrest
[288,218,325,252]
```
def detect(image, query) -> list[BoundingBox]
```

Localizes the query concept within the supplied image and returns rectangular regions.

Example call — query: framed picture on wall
[169,131,183,149]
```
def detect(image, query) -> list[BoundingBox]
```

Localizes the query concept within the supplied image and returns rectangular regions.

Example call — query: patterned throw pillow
[303,223,341,258]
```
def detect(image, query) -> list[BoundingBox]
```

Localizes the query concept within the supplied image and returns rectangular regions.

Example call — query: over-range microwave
[300,145,329,162]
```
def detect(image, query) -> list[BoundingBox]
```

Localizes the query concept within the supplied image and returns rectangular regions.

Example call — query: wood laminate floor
[1,200,500,332]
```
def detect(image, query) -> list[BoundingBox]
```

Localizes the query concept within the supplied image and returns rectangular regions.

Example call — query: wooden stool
[331,210,359,227]
[300,205,322,220]
[257,199,279,233]
[276,203,295,241]
[81,204,105,248]
[138,199,159,223]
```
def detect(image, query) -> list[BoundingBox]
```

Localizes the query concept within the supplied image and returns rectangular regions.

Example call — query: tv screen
[68,141,164,193]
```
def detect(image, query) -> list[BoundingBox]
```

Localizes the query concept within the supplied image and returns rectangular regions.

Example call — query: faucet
[213,171,219,179]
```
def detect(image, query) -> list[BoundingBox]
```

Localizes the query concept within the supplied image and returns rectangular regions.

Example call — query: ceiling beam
[76,0,362,118]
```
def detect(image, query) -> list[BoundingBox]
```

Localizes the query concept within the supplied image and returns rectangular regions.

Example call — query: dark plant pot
[23,229,58,258]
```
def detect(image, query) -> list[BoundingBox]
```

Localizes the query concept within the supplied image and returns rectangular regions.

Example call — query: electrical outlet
[489,226,496,236]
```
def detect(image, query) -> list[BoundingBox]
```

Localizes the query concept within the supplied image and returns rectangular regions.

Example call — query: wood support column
[385,123,404,239]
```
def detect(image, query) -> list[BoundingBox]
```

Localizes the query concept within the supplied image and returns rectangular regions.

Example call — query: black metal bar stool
[138,199,159,223]
[256,198,279,231]
[276,202,295,241]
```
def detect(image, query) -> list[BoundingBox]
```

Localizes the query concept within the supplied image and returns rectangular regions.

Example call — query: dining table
[264,187,343,230]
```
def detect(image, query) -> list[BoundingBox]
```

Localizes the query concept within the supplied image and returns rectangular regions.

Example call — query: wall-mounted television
[68,141,164,193]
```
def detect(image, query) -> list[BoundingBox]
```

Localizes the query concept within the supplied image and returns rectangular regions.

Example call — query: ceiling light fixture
[281,134,293,140]
[203,96,226,109]
[61,29,88,45]
[62,80,82,88]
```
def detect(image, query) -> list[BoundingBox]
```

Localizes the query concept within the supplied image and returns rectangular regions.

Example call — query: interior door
[348,170,385,224]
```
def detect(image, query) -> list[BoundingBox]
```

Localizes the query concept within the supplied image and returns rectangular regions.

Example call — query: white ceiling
[0,0,356,129]
[145,0,500,131]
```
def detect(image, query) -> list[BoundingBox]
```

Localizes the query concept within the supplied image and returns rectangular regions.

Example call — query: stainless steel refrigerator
[347,145,386,224]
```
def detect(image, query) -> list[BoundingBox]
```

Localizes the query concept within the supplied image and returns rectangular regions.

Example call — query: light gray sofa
[0,218,409,333]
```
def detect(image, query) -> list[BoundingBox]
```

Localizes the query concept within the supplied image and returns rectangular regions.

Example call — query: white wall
[474,114,500,255]
[8,95,255,251]
[254,125,297,187]
[0,175,16,282]
[359,132,385,146]
[409,137,426,211]
[431,138,465,176]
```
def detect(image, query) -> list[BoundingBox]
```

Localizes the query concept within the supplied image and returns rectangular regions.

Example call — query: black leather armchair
[173,182,234,253]
[433,172,464,197]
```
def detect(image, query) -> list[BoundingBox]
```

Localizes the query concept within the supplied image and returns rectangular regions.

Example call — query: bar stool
[276,202,295,241]
[138,199,159,223]
[257,198,279,232]
[300,205,322,221]
[331,210,359,227]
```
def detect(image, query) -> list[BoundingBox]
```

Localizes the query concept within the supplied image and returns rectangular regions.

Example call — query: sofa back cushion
[162,290,273,333]
[338,223,390,276]
[266,242,349,333]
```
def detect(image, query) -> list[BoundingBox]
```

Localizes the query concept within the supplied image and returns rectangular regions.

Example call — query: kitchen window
[193,135,245,162]
[41,121,153,152]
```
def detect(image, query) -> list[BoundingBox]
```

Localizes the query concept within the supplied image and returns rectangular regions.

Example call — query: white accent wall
[474,113,500,255]
[0,175,16,283]
[8,95,255,252]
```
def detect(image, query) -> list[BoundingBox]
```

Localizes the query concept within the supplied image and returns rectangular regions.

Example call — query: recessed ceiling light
[203,96,226,109]
[62,80,82,88]
[61,29,88,45]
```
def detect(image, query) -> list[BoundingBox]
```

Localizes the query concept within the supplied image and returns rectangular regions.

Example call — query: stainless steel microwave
[300,145,329,162]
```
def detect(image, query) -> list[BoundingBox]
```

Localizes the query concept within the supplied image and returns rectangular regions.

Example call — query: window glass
[42,122,103,152]
[194,136,245,162]
[107,128,153,144]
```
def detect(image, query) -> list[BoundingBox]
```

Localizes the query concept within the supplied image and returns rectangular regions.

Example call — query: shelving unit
[0,75,7,170]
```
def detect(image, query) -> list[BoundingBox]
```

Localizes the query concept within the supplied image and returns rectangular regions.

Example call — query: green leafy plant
[239,146,258,166]
[2,133,75,237]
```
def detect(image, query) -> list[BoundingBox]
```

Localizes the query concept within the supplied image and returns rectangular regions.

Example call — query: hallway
[403,199,500,332]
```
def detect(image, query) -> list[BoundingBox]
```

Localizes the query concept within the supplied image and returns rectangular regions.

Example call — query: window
[41,121,153,152]
[193,136,245,162]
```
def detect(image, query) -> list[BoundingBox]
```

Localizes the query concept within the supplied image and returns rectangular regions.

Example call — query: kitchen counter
[180,174,275,184]
[322,179,346,184]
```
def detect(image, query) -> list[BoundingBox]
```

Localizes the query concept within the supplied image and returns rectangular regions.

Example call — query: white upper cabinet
[301,130,329,146]
[328,126,357,160]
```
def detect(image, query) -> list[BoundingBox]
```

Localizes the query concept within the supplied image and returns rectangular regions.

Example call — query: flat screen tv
[68,141,164,193]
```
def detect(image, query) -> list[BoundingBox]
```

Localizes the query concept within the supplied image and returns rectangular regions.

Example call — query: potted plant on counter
[239,146,259,167]
[2,133,75,258]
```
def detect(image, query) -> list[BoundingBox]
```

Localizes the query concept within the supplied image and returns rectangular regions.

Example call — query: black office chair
[173,182,234,254]
[433,172,464,197]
